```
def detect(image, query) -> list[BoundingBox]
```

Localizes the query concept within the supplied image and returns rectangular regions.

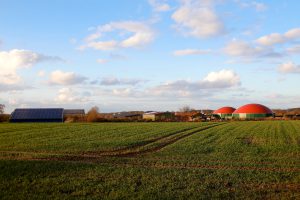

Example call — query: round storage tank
[213,107,236,119]
[232,104,273,120]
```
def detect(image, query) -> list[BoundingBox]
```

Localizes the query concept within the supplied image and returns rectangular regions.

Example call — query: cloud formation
[55,88,90,103]
[97,59,109,64]
[278,62,300,74]
[49,70,87,85]
[286,45,300,54]
[223,40,283,60]
[100,77,146,86]
[147,69,240,97]
[0,84,32,92]
[80,21,155,51]
[173,48,211,56]
[148,0,171,12]
[0,49,62,85]
[256,28,300,46]
[237,1,267,12]
[172,0,225,38]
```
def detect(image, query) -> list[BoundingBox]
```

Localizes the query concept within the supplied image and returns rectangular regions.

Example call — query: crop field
[0,121,299,199]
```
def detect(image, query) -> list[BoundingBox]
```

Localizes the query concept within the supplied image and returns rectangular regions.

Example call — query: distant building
[112,112,143,121]
[63,109,85,122]
[175,111,201,121]
[232,104,273,120]
[213,107,236,120]
[10,108,64,123]
[63,109,85,115]
[143,111,175,121]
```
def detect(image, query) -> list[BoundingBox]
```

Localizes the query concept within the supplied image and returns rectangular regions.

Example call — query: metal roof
[63,109,85,115]
[213,107,236,114]
[10,108,64,121]
[233,104,273,114]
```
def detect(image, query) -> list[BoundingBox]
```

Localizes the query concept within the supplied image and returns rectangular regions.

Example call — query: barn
[10,108,64,122]
[63,109,85,122]
[232,104,273,120]
[63,109,85,115]
[213,107,236,120]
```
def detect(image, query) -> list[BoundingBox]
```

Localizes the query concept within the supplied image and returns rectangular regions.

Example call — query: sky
[0,0,300,113]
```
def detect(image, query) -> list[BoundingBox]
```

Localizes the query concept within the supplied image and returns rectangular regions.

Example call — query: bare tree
[87,106,100,122]
[0,104,4,114]
[179,105,194,112]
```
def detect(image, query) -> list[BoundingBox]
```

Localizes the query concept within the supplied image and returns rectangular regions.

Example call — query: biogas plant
[213,104,274,120]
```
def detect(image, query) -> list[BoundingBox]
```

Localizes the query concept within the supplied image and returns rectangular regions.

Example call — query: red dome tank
[233,104,272,114]
[213,107,236,114]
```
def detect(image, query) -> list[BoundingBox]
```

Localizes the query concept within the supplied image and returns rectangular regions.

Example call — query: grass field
[0,121,299,199]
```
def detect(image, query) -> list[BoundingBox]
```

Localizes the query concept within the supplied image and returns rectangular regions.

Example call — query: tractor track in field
[0,123,222,158]
[83,125,210,155]
[92,160,300,173]
[115,123,223,157]
[2,123,299,173]
[1,154,300,173]
[143,157,300,166]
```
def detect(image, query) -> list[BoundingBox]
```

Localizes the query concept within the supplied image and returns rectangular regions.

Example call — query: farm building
[63,109,85,122]
[10,108,64,122]
[112,112,143,120]
[232,104,273,120]
[175,111,204,122]
[143,111,175,121]
[213,106,236,120]
[63,109,85,115]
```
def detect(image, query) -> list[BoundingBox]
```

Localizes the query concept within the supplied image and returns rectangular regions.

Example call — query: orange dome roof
[213,107,236,114]
[233,104,272,114]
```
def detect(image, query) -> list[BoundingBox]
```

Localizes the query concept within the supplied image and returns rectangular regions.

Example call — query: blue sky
[0,0,300,113]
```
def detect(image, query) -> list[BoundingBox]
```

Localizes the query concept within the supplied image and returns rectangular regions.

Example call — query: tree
[0,104,4,114]
[179,105,194,112]
[87,106,100,122]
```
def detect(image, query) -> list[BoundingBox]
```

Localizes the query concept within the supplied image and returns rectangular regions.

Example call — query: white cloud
[100,77,145,86]
[55,88,77,103]
[37,70,46,77]
[278,62,300,74]
[256,33,286,46]
[80,21,155,51]
[148,0,171,12]
[202,69,240,88]
[55,88,90,103]
[0,84,32,92]
[49,70,87,85]
[285,28,300,39]
[256,28,300,46]
[224,28,300,61]
[237,1,267,12]
[0,49,62,85]
[224,40,264,57]
[171,0,224,38]
[287,45,300,54]
[147,69,240,97]
[173,48,211,56]
[97,59,109,64]
[83,40,118,51]
[252,2,267,11]
[112,88,133,97]
[223,40,282,60]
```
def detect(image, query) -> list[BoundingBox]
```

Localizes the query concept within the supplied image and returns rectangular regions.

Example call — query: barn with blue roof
[10,108,64,123]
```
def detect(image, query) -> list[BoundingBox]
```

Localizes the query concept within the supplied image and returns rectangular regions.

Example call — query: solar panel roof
[11,108,64,120]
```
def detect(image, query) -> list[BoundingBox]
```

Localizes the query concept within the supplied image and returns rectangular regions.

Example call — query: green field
[0,121,299,199]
